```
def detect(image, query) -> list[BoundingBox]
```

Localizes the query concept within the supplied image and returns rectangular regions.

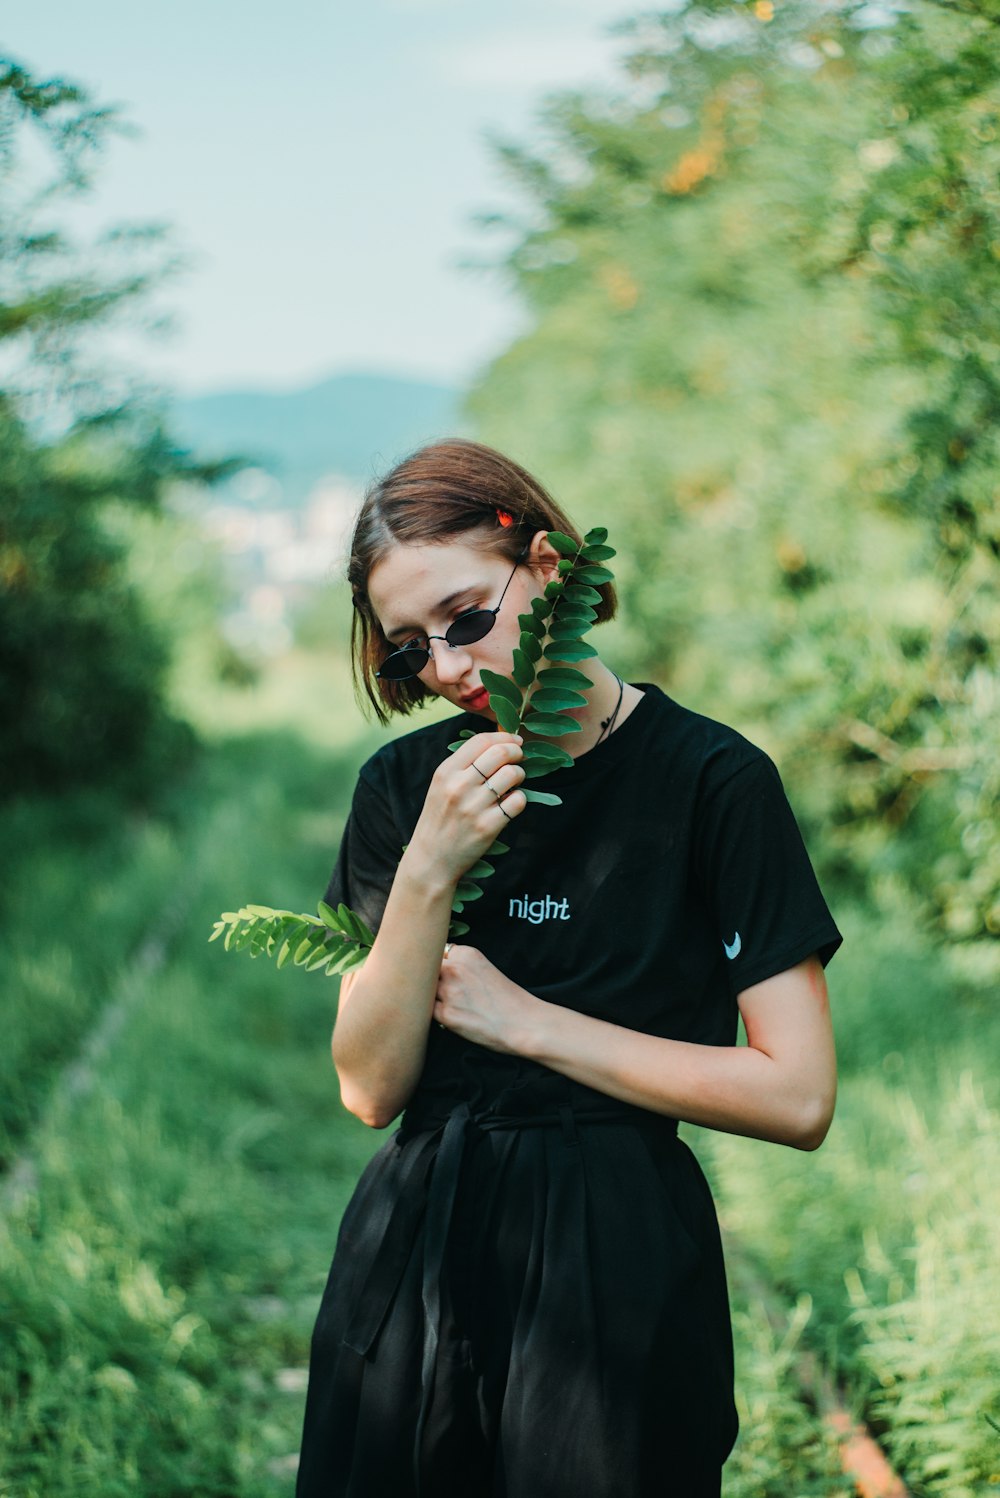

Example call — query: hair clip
[496,509,515,527]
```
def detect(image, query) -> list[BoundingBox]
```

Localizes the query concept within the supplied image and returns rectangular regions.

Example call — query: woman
[295,438,841,1498]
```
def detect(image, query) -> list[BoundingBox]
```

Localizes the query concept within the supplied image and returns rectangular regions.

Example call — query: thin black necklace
[595,673,624,746]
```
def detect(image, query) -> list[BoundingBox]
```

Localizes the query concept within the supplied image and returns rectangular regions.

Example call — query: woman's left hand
[434,944,541,1055]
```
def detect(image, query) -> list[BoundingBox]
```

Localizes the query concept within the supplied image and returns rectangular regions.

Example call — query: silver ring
[471,763,490,782]
[443,942,452,958]
[473,761,505,803]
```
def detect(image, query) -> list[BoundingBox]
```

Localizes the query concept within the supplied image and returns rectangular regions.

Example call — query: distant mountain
[171,370,469,507]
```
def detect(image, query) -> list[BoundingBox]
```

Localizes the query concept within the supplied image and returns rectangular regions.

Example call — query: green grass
[703,903,1000,1497]
[1,729,382,1495]
[3,696,997,1494]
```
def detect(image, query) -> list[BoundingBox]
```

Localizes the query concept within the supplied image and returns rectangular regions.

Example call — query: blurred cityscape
[198,468,361,656]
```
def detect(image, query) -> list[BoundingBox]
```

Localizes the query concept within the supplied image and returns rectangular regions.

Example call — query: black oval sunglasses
[377,544,530,683]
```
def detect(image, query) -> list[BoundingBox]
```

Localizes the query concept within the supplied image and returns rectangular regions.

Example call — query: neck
[522,657,629,758]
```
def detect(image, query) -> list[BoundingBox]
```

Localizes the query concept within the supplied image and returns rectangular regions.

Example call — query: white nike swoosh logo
[724,932,742,960]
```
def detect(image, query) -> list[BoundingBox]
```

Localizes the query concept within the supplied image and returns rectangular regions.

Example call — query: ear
[527,528,562,584]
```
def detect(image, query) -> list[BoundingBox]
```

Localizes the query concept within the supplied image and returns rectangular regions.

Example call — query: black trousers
[296,1105,735,1497]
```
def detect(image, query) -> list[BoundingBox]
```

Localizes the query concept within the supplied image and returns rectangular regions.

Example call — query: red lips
[462,688,491,711]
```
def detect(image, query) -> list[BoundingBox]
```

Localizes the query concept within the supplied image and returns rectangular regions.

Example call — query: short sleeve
[323,767,404,937]
[693,754,842,995]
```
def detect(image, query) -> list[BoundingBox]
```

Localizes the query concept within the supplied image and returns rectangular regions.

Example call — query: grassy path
[3,724,994,1494]
[1,733,384,1495]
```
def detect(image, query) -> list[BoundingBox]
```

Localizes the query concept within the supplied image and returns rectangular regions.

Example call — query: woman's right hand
[408,731,527,888]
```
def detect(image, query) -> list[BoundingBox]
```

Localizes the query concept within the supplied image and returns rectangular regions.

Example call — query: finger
[494,786,527,822]
[469,745,525,786]
[473,762,525,806]
[449,731,523,773]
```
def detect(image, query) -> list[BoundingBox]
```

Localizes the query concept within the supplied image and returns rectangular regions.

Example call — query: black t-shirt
[324,683,842,1118]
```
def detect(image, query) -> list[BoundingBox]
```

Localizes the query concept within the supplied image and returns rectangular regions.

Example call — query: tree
[465,0,999,973]
[0,60,236,796]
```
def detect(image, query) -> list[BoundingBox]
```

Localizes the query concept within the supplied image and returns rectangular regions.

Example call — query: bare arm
[434,950,837,1150]
[332,731,526,1128]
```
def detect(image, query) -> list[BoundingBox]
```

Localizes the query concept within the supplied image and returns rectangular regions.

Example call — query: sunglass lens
[380,645,430,681]
[446,610,495,647]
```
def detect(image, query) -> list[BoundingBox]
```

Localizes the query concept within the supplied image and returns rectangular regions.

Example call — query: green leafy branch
[443,525,615,939]
[209,901,374,975]
[208,525,616,969]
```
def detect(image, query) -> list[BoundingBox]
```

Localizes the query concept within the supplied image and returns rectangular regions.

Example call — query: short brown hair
[348,438,617,723]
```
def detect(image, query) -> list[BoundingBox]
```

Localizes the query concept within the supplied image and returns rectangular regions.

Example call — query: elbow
[336,1070,402,1131]
[337,1078,398,1131]
[355,1107,398,1131]
[331,1032,387,1128]
[791,1090,836,1152]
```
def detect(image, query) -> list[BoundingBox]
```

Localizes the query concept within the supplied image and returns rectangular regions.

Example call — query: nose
[426,637,473,685]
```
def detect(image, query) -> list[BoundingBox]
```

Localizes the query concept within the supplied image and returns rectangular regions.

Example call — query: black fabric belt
[341,1099,679,1495]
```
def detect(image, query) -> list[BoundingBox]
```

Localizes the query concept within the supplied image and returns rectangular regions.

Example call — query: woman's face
[367,534,557,717]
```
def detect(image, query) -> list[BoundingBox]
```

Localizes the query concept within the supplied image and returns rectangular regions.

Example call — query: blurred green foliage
[0,734,380,1496]
[467,0,1000,982]
[0,736,854,1497]
[3,15,999,1492]
[0,62,238,797]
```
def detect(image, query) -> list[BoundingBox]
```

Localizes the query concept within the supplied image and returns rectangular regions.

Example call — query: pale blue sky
[4,1,638,396]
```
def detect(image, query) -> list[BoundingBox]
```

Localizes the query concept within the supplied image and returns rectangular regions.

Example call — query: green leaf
[338,903,369,941]
[317,900,346,932]
[480,669,521,707]
[511,648,536,689]
[355,913,377,946]
[328,945,365,976]
[548,620,588,641]
[521,743,575,775]
[341,946,370,973]
[276,922,308,968]
[208,922,226,944]
[455,880,485,901]
[306,941,336,971]
[550,606,597,626]
[546,530,581,557]
[557,559,575,573]
[466,858,496,879]
[244,903,279,918]
[294,932,325,965]
[544,580,565,599]
[451,899,464,914]
[229,920,257,952]
[564,584,602,606]
[450,729,479,748]
[583,526,607,545]
[581,543,616,561]
[517,612,545,636]
[249,926,271,956]
[528,688,587,711]
[523,740,576,762]
[492,694,522,734]
[531,596,550,617]
[519,631,543,662]
[571,564,613,585]
[543,640,598,661]
[522,789,563,806]
[485,838,510,856]
[536,666,594,690]
[448,919,470,937]
[522,712,584,736]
